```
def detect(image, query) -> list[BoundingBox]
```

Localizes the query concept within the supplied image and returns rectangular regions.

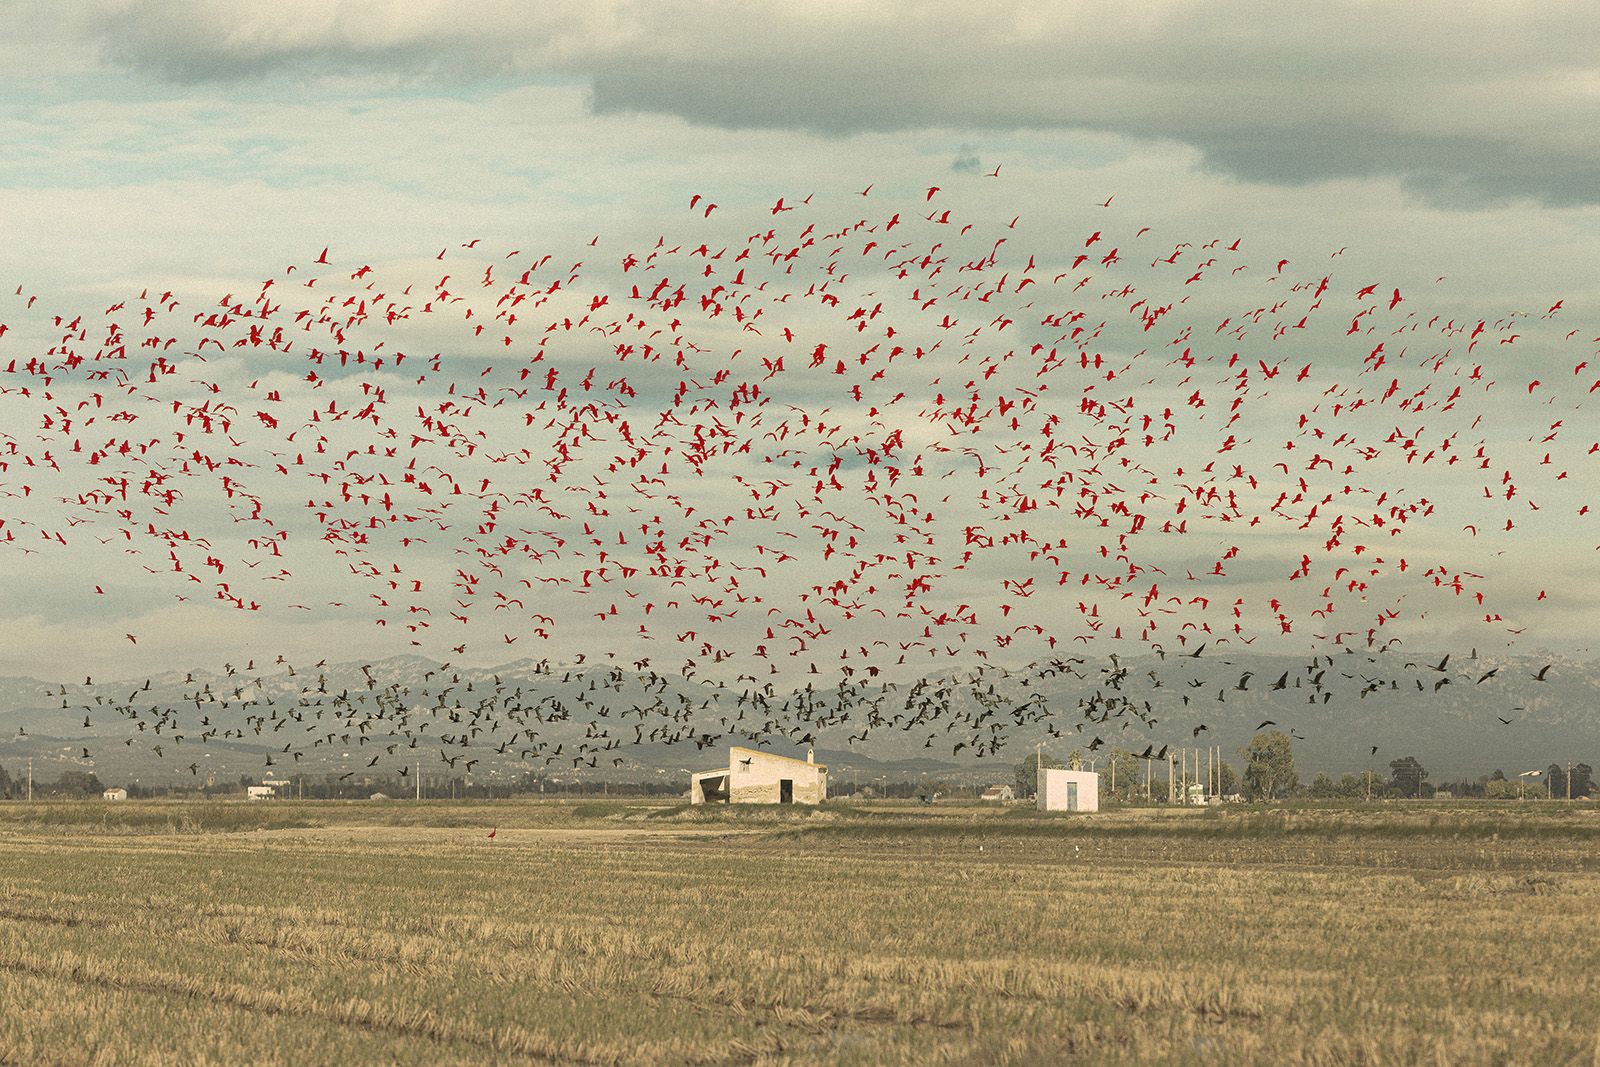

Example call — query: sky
[3,0,1599,682]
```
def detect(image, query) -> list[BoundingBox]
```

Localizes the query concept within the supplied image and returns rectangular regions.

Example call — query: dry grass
[1,800,1598,1065]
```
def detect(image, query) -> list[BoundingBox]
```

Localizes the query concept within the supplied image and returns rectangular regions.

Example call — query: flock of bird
[33,642,1564,777]
[2,177,1592,775]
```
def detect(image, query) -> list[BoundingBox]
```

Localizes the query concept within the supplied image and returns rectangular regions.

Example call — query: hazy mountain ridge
[1,649,1595,785]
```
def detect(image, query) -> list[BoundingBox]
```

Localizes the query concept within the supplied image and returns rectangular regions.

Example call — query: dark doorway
[779,779,793,804]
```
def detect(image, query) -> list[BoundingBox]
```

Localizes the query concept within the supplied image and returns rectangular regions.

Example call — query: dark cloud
[68,1,1600,207]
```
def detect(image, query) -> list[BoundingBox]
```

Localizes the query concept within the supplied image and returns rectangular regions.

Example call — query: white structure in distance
[690,747,827,805]
[1038,768,1099,813]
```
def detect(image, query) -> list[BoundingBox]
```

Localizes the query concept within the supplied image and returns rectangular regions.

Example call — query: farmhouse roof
[729,745,828,771]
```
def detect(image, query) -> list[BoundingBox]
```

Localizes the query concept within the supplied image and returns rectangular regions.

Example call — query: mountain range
[1,647,1594,787]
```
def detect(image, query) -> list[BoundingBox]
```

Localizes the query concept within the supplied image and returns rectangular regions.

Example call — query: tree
[1389,756,1429,798]
[1016,750,1065,799]
[1218,760,1240,797]
[1241,731,1296,801]
[1101,748,1141,801]
[1485,778,1523,799]
[1549,763,1565,799]
[0,762,10,798]
[1572,763,1595,798]
[1309,773,1336,799]
[52,770,104,797]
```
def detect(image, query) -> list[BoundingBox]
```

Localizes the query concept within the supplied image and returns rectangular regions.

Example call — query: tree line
[0,765,688,800]
[2,745,1593,802]
[1008,732,1597,802]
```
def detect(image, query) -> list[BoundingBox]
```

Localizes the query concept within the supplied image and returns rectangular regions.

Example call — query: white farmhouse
[690,747,827,805]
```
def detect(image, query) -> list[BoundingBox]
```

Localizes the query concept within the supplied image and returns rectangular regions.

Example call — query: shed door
[1066,781,1078,810]
[779,779,793,804]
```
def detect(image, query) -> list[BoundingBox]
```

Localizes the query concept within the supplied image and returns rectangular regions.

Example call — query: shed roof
[729,746,828,771]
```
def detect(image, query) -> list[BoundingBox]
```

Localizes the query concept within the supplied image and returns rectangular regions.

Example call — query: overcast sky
[2,1,1598,680]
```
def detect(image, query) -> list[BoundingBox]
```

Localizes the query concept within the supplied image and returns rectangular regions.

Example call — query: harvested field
[2,800,1598,1065]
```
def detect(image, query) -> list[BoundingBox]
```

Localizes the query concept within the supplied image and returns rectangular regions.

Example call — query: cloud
[7,1,1600,675]
[70,0,1600,207]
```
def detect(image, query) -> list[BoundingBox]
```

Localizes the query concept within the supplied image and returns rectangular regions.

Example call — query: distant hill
[1,648,1595,786]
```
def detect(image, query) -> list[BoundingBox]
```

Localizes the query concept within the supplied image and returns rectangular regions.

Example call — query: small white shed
[246,784,277,800]
[1038,768,1099,813]
[102,787,128,801]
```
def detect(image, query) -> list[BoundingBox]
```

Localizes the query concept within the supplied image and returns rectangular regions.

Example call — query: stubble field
[1,799,1598,1065]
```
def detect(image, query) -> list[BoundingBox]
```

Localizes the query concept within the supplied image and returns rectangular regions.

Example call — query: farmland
[2,800,1598,1065]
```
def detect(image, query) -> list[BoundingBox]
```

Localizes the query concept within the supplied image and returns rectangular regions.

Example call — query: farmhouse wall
[728,750,826,804]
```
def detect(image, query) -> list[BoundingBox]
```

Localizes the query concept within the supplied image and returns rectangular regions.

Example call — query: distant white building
[102,787,128,801]
[246,784,277,800]
[1038,768,1099,813]
[979,784,1015,803]
[690,747,827,805]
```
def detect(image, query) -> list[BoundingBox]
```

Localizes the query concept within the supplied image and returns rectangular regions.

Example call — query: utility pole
[26,757,32,802]
[1568,761,1573,801]
[1167,751,1176,804]
[416,762,422,801]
